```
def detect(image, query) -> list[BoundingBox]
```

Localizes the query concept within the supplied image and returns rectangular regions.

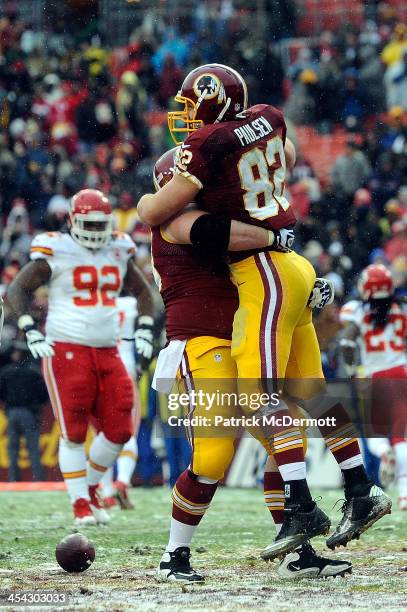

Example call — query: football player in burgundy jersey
[137,64,391,558]
[8,189,155,526]
[340,264,407,511]
[151,148,351,581]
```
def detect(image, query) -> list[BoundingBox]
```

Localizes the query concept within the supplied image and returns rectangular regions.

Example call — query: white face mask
[70,211,113,250]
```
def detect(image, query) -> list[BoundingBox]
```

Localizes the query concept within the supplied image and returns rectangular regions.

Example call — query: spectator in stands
[384,219,407,262]
[384,49,407,109]
[113,191,139,234]
[331,140,372,199]
[381,23,407,68]
[0,342,48,481]
[116,71,147,134]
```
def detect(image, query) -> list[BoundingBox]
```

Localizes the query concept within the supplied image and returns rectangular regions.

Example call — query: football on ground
[55,533,95,573]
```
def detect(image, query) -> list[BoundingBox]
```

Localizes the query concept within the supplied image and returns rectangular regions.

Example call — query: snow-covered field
[1,488,406,610]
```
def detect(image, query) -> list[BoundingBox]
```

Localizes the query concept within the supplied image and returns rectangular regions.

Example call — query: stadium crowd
[0,1,406,481]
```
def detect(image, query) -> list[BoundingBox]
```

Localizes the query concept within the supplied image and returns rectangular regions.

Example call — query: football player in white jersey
[340,264,407,509]
[102,295,140,510]
[7,189,155,525]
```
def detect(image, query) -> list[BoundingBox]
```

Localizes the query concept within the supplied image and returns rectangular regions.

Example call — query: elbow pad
[189,214,231,256]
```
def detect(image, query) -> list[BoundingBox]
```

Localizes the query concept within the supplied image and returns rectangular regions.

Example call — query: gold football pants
[175,336,308,481]
[230,250,325,401]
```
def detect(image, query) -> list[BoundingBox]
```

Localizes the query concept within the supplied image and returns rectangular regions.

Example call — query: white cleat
[277,543,352,579]
[73,498,97,526]
[89,485,111,524]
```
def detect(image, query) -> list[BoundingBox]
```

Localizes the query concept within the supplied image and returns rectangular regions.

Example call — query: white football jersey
[117,295,138,379]
[30,231,136,347]
[340,299,407,376]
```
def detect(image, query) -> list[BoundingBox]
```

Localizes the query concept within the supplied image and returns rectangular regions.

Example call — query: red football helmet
[153,147,179,191]
[167,63,248,144]
[358,264,394,300]
[69,189,113,249]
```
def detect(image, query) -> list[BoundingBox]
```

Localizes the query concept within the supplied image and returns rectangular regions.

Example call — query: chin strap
[215,97,231,123]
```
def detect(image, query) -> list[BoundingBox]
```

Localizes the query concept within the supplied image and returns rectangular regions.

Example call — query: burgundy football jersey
[174,104,297,237]
[151,227,238,340]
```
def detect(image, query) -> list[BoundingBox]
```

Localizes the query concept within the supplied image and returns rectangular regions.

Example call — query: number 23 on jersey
[72,265,121,307]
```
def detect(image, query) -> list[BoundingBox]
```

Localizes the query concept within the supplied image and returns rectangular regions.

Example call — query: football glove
[307,277,335,309]
[134,315,154,375]
[271,228,295,252]
[18,315,55,359]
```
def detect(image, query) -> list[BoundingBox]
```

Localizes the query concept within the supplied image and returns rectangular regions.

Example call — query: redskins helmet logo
[193,73,222,101]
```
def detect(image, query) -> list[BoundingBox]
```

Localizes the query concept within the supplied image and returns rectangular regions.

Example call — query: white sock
[59,438,89,503]
[165,518,198,553]
[117,437,137,486]
[394,441,407,497]
[197,476,218,484]
[275,523,282,535]
[100,467,115,497]
[87,432,123,487]
[278,461,306,481]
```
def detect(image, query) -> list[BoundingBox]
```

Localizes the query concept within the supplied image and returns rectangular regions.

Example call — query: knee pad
[192,438,235,481]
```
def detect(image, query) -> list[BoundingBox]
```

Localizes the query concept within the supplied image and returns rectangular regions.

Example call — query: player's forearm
[6,281,32,318]
[7,261,51,318]
[228,221,271,251]
[125,261,155,318]
[136,283,155,319]
[165,211,271,252]
[339,324,359,366]
[137,194,162,226]
[137,174,200,226]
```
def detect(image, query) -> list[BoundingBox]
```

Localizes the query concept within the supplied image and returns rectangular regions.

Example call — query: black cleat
[261,503,331,561]
[326,485,392,550]
[277,542,352,579]
[156,547,204,583]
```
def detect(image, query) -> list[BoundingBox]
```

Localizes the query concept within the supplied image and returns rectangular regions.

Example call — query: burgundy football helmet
[358,264,394,301]
[153,147,179,191]
[167,63,248,144]
[70,189,113,249]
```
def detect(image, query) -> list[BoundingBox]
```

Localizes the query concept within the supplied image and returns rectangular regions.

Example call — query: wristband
[267,231,275,247]
[138,315,154,327]
[339,338,357,348]
[18,314,35,331]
